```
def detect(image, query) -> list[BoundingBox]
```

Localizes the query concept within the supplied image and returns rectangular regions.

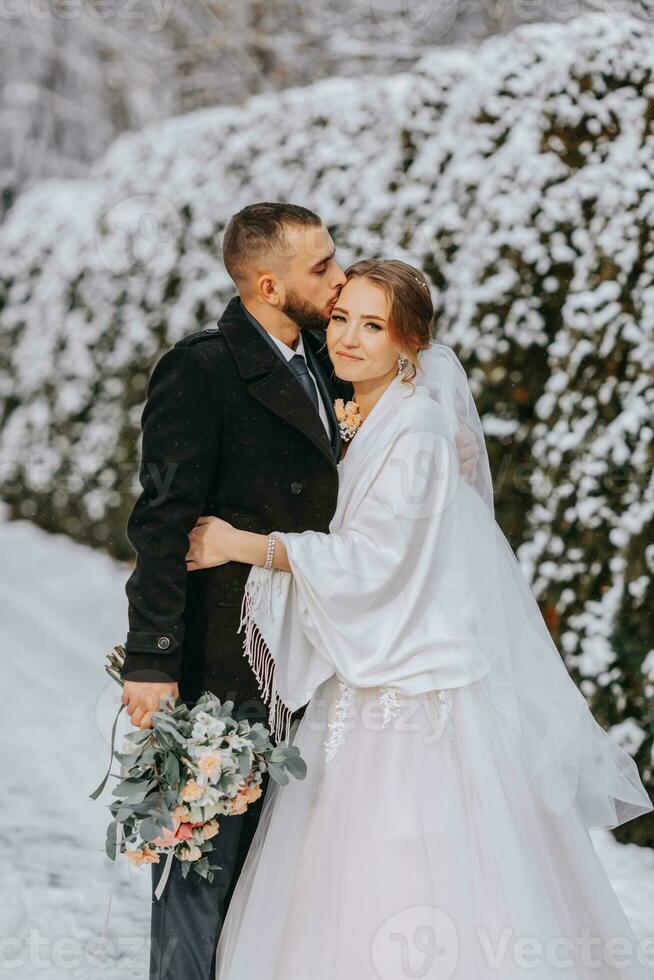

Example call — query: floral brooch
[334,398,363,442]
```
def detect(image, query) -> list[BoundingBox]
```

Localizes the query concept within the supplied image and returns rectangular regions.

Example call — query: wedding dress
[215,345,653,980]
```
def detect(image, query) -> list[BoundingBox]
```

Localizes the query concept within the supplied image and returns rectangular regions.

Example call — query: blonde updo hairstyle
[343,259,434,388]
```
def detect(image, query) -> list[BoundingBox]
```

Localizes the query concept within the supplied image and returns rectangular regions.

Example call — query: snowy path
[1,518,653,978]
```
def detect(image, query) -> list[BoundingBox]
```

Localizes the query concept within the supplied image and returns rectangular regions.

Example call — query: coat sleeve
[121,342,223,683]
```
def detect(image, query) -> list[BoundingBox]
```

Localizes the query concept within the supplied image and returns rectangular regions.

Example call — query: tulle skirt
[216,674,653,979]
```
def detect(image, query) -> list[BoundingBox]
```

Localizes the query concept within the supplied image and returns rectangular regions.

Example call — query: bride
[187,260,653,979]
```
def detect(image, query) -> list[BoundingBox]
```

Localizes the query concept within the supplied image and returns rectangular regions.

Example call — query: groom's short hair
[222,202,322,287]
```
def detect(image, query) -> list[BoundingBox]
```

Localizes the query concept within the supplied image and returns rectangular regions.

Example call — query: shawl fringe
[238,569,293,744]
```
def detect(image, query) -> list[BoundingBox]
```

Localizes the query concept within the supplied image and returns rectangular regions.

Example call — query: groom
[120,202,477,980]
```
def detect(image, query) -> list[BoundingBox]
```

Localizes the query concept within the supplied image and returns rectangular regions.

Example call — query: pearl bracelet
[264,534,277,571]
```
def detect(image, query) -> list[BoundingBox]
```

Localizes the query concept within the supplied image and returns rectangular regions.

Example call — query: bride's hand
[455,422,479,483]
[186,516,235,570]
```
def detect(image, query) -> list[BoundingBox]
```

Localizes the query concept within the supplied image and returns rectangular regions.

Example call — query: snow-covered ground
[0,519,149,979]
[1,517,653,978]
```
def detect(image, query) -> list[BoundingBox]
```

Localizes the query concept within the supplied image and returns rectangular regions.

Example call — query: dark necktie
[288,353,320,414]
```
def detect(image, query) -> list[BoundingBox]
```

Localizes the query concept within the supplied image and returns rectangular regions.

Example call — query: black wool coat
[121,296,353,712]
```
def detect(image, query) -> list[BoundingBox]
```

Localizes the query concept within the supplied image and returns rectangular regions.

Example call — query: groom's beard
[281,288,330,332]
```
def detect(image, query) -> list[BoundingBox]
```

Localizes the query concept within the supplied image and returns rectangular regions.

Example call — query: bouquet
[91,645,306,894]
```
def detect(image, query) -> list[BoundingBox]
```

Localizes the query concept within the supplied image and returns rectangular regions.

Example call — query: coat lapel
[304,326,356,463]
[218,297,337,468]
[303,334,340,460]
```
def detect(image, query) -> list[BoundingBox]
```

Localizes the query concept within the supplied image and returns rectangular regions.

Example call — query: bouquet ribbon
[93,701,177,932]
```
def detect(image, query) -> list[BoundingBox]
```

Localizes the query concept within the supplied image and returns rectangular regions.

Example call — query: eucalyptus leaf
[153,732,174,753]
[267,762,289,785]
[139,816,164,841]
[123,729,151,747]
[152,720,186,745]
[136,747,157,766]
[278,747,307,779]
[164,754,180,786]
[112,777,157,802]
[113,750,142,767]
[284,755,307,779]
[148,806,175,831]
[105,821,118,861]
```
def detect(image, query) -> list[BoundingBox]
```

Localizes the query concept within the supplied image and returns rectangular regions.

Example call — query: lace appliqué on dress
[379,686,402,726]
[432,689,455,743]
[324,684,455,762]
[325,683,403,762]
[324,681,355,762]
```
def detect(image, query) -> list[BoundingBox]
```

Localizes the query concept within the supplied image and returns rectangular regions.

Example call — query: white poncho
[238,344,652,830]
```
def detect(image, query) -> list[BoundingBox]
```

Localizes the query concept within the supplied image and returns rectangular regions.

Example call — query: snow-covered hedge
[0,13,652,842]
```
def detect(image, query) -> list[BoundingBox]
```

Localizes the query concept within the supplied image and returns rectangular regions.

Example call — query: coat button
[157,636,171,650]
[290,481,304,495]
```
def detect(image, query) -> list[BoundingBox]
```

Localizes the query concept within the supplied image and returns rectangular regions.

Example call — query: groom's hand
[122,680,179,729]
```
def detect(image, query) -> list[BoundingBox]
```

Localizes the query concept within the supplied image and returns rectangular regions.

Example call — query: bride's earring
[397,352,409,376]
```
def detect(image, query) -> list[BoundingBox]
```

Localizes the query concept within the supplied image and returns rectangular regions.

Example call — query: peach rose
[334,399,346,421]
[175,822,194,841]
[242,783,262,804]
[344,400,359,414]
[173,805,191,822]
[152,816,194,847]
[229,794,249,815]
[201,819,220,841]
[125,845,160,867]
[152,825,177,848]
[180,779,204,803]
[178,845,202,862]
[344,413,359,428]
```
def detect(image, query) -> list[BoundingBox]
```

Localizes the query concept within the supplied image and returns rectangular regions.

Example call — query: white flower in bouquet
[223,734,255,753]
[191,712,227,741]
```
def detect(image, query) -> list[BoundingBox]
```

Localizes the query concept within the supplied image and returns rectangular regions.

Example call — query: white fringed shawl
[238,358,493,743]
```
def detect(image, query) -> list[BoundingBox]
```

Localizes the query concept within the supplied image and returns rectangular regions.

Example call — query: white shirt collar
[268,330,305,362]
